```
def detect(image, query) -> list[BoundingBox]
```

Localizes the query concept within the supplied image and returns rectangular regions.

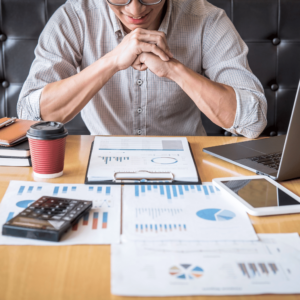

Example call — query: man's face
[107,0,166,33]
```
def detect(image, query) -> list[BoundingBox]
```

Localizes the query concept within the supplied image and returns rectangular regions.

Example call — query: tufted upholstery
[1,0,300,136]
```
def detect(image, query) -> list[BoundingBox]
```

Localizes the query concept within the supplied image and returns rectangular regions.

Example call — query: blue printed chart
[122,183,258,242]
[0,181,121,245]
[238,262,281,279]
[196,209,236,221]
[99,156,130,165]
[134,183,218,202]
[169,264,204,280]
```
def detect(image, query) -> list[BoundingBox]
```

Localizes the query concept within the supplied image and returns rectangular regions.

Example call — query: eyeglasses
[107,0,162,6]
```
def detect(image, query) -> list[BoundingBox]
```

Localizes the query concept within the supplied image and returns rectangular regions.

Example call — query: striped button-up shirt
[17,0,267,137]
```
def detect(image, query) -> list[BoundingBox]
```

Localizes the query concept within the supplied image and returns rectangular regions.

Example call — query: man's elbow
[239,117,267,139]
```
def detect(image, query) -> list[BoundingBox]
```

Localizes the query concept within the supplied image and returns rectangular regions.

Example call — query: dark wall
[0,0,299,135]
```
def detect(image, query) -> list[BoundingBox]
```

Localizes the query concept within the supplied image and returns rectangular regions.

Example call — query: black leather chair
[1,0,300,136]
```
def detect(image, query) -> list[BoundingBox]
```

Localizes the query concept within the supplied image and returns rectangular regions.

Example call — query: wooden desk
[1,136,300,300]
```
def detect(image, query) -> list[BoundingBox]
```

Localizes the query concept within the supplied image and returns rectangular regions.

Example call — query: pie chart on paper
[196,208,236,221]
[151,157,178,164]
[169,264,204,280]
[16,200,34,208]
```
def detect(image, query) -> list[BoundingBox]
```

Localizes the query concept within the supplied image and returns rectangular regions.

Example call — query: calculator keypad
[26,197,92,222]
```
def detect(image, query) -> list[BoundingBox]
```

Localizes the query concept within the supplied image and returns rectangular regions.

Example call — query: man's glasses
[107,0,162,6]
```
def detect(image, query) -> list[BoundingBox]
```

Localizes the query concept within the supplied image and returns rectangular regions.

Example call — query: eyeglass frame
[107,0,162,6]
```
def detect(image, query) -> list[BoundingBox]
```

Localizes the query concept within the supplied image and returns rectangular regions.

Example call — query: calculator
[2,196,92,242]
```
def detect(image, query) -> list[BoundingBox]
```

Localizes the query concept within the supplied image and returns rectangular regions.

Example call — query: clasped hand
[107,28,176,79]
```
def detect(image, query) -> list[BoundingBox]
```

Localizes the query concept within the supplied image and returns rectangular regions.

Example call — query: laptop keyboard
[250,152,282,170]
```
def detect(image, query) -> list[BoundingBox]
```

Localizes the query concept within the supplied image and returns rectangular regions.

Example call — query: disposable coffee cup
[27,121,68,178]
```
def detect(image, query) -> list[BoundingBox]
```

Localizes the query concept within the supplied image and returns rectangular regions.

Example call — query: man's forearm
[167,62,237,129]
[40,55,118,123]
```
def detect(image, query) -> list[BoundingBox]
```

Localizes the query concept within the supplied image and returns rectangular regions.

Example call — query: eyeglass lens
[109,0,161,5]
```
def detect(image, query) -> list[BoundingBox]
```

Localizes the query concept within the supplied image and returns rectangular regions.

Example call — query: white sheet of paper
[122,183,258,242]
[87,137,198,182]
[111,234,300,296]
[0,181,121,245]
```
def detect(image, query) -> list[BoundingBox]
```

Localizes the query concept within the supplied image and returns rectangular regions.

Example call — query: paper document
[0,181,121,245]
[122,183,258,242]
[87,137,198,182]
[111,234,300,296]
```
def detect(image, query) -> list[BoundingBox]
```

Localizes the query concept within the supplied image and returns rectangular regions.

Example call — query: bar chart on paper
[100,156,130,164]
[122,184,258,242]
[0,181,121,245]
[238,262,282,279]
[134,183,218,200]
[111,242,300,296]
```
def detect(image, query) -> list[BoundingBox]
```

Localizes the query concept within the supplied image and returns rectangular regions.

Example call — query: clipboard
[84,141,202,185]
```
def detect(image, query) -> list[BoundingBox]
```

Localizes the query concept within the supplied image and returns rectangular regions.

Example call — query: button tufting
[2,81,9,88]
[271,84,279,91]
[0,34,7,42]
[272,38,280,45]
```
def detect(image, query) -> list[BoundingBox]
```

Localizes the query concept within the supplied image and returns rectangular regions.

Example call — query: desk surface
[1,135,300,300]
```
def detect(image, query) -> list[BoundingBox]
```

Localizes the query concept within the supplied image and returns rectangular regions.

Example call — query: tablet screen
[221,179,300,208]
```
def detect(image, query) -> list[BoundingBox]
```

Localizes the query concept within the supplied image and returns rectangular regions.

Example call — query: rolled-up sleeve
[17,1,83,120]
[202,9,267,138]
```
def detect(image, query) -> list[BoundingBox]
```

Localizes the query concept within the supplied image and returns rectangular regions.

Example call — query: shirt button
[136,79,143,86]
[137,107,143,113]
[137,129,142,135]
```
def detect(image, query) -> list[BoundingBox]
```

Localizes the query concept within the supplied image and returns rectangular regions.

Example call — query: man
[17,0,267,138]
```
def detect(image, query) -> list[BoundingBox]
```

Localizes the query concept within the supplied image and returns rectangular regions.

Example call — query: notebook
[0,118,36,147]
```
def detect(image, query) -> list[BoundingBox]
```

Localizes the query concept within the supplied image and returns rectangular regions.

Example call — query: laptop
[203,81,300,181]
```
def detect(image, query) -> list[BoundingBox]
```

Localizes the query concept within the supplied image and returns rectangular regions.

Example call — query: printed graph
[52,185,111,196]
[99,156,130,164]
[10,184,113,231]
[135,223,186,233]
[151,157,178,164]
[238,262,280,278]
[196,209,236,221]
[136,207,183,219]
[18,185,43,195]
[7,200,35,221]
[1,181,121,245]
[72,211,108,231]
[169,264,204,280]
[134,184,219,199]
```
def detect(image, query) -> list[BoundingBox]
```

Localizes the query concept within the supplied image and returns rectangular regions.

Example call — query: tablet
[213,175,300,216]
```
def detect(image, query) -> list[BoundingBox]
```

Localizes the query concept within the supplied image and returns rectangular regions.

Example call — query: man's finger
[132,54,148,71]
[137,33,173,58]
[131,28,173,58]
[138,42,169,61]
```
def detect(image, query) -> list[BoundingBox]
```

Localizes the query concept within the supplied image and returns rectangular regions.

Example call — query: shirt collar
[108,0,173,37]
[108,4,126,37]
[158,0,172,36]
